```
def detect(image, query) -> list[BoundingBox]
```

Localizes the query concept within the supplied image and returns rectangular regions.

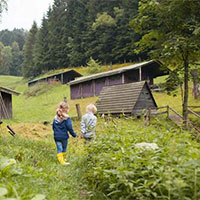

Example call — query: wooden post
[167,105,169,119]
[122,73,125,84]
[105,77,109,86]
[139,67,142,81]
[64,97,67,103]
[61,73,64,84]
[76,104,82,120]
[148,107,151,122]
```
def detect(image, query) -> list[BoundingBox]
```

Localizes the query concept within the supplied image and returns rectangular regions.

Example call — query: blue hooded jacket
[52,116,77,140]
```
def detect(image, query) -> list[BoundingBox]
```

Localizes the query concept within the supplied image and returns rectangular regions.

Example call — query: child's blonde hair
[86,104,97,114]
[56,101,69,120]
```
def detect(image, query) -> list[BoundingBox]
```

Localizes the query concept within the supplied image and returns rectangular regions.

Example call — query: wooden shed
[69,60,168,99]
[96,81,157,116]
[0,87,20,119]
[28,70,82,87]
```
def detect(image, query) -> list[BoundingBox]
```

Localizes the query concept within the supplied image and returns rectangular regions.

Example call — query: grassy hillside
[1,117,200,199]
[0,124,87,200]
[0,66,200,199]
[2,74,199,124]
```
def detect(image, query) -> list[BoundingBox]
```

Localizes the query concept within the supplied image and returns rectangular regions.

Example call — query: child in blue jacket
[52,102,77,165]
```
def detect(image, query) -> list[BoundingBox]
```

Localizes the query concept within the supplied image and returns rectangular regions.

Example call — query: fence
[145,105,200,133]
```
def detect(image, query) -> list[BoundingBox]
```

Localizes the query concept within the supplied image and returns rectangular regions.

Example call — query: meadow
[0,69,200,199]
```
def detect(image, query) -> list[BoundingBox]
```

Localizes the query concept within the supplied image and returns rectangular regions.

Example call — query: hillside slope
[0,74,200,199]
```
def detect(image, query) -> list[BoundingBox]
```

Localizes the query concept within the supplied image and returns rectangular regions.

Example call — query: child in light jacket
[81,104,97,140]
[52,102,77,165]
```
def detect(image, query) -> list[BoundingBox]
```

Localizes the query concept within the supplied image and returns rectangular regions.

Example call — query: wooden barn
[28,70,82,87]
[68,60,168,99]
[96,81,157,116]
[0,87,20,119]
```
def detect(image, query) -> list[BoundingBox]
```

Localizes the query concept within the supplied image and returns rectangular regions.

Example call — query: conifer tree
[22,21,38,78]
[34,15,51,73]
[47,0,69,69]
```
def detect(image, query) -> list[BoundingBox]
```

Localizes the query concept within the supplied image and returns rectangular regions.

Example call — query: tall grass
[0,126,87,200]
[84,117,200,199]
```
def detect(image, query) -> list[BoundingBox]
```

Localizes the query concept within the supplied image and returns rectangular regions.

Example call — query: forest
[0,29,27,76]
[0,0,145,79]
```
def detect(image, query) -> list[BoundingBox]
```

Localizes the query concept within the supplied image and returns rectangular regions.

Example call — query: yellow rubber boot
[56,153,69,165]
[62,152,67,162]
[62,152,70,165]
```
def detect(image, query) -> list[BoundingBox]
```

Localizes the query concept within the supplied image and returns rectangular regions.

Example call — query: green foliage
[0,41,23,76]
[0,29,27,51]
[23,83,57,98]
[92,12,116,30]
[87,57,101,74]
[21,0,144,77]
[1,74,200,199]
[0,45,12,75]
[84,118,200,199]
[0,134,87,200]
[132,0,200,123]
[0,29,26,76]
[133,0,200,62]
[34,16,50,74]
[164,70,183,96]
[10,41,23,76]
[22,21,38,78]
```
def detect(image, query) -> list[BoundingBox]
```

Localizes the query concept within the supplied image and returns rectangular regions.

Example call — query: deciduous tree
[133,0,200,127]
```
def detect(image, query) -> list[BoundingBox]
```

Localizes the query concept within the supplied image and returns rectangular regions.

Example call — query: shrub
[84,118,200,199]
[87,57,102,75]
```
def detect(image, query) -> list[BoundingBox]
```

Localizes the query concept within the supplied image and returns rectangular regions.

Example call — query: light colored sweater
[81,112,97,139]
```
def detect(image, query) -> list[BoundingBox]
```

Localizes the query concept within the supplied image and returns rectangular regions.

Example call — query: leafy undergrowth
[1,117,200,199]
[84,117,200,200]
[0,122,87,200]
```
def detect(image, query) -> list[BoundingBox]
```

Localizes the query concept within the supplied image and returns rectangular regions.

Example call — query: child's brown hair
[56,101,69,120]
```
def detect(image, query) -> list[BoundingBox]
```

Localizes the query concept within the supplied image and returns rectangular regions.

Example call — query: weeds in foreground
[0,133,87,200]
[84,117,200,199]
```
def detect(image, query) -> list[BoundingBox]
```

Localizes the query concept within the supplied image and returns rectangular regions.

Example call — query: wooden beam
[168,106,183,119]
[61,73,64,84]
[188,109,200,118]
[139,67,142,81]
[122,73,125,84]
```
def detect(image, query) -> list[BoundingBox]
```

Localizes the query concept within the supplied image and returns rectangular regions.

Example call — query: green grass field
[0,66,200,199]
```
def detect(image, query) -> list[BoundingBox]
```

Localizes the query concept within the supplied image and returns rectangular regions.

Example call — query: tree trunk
[191,69,199,99]
[182,57,189,129]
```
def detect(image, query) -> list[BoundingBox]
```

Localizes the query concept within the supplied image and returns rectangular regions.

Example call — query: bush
[87,57,102,75]
[84,118,200,199]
